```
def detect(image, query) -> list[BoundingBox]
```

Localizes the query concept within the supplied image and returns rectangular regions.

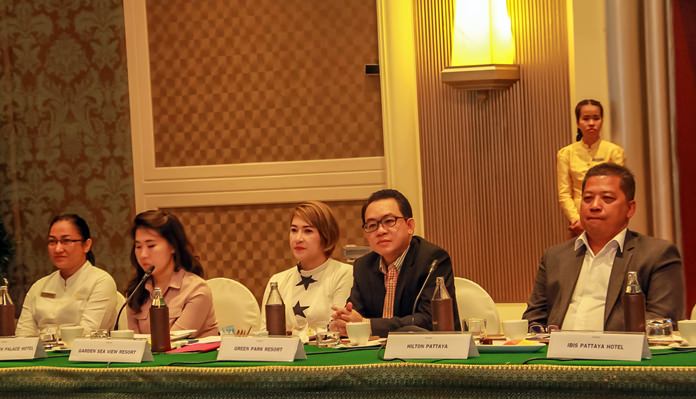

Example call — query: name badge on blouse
[592,157,606,162]
[40,292,56,298]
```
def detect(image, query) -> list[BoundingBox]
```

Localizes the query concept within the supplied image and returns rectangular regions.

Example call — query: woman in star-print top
[260,201,353,336]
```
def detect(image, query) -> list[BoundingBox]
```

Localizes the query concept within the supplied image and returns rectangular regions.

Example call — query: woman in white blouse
[15,214,117,337]
[260,201,353,336]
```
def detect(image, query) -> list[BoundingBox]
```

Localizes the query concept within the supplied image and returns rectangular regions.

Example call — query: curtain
[0,0,135,312]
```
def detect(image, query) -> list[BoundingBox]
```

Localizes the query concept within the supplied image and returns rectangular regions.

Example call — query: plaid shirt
[379,246,410,318]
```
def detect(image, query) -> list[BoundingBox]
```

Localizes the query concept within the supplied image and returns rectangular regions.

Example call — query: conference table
[1,343,696,398]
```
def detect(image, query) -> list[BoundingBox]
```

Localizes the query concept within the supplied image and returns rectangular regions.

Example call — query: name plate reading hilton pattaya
[217,336,306,362]
[69,338,153,363]
[547,331,650,361]
[383,332,479,360]
[0,337,46,361]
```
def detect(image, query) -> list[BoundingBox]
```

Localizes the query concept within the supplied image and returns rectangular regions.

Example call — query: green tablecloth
[1,345,696,399]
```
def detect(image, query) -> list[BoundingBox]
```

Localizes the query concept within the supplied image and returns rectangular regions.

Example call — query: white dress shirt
[562,228,628,331]
[15,261,118,337]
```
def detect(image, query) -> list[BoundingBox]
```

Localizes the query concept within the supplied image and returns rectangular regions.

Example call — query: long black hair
[574,99,604,141]
[48,214,95,264]
[126,210,204,312]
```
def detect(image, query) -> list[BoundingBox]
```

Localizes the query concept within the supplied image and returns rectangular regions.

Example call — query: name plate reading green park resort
[218,336,306,362]
[383,332,479,360]
[69,338,153,363]
[547,331,650,361]
[0,337,46,361]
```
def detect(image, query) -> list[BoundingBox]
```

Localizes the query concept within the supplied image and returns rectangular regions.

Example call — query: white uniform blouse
[15,260,118,337]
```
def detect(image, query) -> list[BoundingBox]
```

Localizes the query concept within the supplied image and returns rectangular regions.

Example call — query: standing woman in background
[15,214,117,337]
[557,99,625,235]
[260,201,353,337]
[126,210,218,338]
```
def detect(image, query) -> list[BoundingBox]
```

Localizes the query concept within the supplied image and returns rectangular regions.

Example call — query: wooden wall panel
[413,0,571,302]
[145,0,383,167]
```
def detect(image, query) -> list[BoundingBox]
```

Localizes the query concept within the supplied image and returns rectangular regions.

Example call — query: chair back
[207,277,260,332]
[342,245,371,264]
[115,291,128,330]
[454,277,501,335]
[495,302,528,324]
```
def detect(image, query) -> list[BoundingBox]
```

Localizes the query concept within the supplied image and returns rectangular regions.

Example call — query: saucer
[476,341,545,353]
[668,343,696,350]
[336,338,386,349]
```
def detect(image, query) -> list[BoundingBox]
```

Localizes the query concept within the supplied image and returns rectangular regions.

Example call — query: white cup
[346,321,371,345]
[110,329,135,339]
[502,319,528,340]
[678,320,696,345]
[59,325,84,347]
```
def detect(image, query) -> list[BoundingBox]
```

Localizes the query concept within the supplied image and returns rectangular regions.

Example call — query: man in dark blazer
[331,189,460,337]
[524,163,684,331]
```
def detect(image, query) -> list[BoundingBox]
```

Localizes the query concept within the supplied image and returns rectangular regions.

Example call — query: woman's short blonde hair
[292,201,340,257]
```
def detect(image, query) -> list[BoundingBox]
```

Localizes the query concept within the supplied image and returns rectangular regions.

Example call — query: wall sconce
[441,0,520,90]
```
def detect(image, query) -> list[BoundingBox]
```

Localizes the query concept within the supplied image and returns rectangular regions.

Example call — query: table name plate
[217,336,306,362]
[547,331,650,361]
[383,332,478,360]
[0,337,46,360]
[69,338,153,363]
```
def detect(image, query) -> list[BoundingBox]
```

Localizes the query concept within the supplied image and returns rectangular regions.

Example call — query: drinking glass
[39,325,58,343]
[89,329,109,339]
[466,318,487,338]
[315,325,340,348]
[646,319,673,337]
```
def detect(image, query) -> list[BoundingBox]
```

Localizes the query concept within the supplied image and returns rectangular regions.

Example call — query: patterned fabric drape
[0,0,135,312]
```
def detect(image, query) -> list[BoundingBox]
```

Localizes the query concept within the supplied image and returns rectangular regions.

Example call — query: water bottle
[0,278,15,337]
[431,276,454,331]
[149,288,171,352]
[622,271,646,333]
[265,282,286,336]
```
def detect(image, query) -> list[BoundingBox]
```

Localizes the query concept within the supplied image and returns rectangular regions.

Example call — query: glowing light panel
[451,0,515,66]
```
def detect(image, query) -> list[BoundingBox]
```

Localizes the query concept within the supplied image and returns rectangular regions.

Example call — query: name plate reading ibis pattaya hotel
[383,332,479,360]
[69,338,153,363]
[547,331,650,361]
[0,337,46,361]
[217,336,306,362]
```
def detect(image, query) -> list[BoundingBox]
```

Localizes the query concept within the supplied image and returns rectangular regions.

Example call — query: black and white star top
[260,258,353,333]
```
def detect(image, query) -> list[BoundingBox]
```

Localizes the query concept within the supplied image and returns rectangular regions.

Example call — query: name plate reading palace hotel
[0,337,46,361]
[383,332,479,360]
[547,331,650,361]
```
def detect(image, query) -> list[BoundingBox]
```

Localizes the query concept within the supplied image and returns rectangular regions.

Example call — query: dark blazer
[349,236,461,337]
[523,230,685,331]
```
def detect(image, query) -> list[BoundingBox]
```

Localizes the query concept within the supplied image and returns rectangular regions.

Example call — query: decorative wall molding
[123,0,386,212]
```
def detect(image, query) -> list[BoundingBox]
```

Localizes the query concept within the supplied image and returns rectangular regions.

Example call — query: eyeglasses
[529,323,560,334]
[47,238,83,247]
[362,216,406,233]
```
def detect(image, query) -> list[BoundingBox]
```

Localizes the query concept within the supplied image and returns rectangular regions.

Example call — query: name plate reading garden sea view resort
[69,338,153,363]
[383,332,479,360]
[547,331,650,361]
[0,337,46,361]
[217,336,306,362]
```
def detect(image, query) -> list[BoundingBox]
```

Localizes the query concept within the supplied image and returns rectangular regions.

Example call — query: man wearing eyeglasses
[330,189,460,337]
